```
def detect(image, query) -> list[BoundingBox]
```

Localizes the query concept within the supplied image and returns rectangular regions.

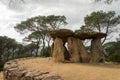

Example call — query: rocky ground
[1,58,120,80]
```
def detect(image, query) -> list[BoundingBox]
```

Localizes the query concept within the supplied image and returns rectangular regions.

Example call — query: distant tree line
[103,35,120,62]
[0,36,51,71]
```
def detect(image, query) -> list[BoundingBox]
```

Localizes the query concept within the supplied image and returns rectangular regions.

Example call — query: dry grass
[0,72,3,80]
[17,58,120,80]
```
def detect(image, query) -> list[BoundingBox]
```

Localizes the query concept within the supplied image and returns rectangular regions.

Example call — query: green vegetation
[104,35,120,62]
[95,0,119,4]
[40,46,51,57]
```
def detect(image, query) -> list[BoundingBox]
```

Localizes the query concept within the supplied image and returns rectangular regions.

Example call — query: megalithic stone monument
[48,29,107,63]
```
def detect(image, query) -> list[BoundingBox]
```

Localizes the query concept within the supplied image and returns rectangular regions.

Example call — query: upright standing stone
[77,39,89,62]
[90,38,104,63]
[52,37,65,62]
[67,37,80,62]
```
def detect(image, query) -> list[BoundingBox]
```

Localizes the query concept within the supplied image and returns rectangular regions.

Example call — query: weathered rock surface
[3,59,63,80]
[90,38,105,63]
[52,37,65,62]
[74,29,107,40]
[48,29,73,42]
[67,37,80,62]
[77,39,89,63]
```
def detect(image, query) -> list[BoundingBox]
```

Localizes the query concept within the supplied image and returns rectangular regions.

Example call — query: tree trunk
[46,37,51,47]
[90,38,105,63]
[102,21,109,44]
[42,40,45,56]
[12,49,15,59]
[30,50,33,56]
[41,37,45,57]
[6,48,10,61]
[6,52,9,61]
[36,44,39,57]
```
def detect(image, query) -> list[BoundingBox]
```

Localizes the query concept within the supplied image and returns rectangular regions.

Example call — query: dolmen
[48,29,107,63]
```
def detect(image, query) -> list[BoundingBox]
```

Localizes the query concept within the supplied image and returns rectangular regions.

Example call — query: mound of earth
[16,58,120,80]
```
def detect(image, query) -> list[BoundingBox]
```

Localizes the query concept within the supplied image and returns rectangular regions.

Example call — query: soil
[16,58,120,80]
[0,72,3,80]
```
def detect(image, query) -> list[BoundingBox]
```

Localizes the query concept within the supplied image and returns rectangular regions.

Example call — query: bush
[0,64,4,71]
[104,41,120,63]
[40,46,51,57]
[109,53,120,63]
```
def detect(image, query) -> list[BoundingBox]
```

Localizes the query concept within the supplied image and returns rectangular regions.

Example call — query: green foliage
[0,64,4,71]
[109,52,120,62]
[84,10,119,32]
[40,46,51,57]
[45,15,67,30]
[94,0,119,4]
[22,43,38,57]
[104,41,120,62]
[14,15,67,34]
[0,36,18,70]
[24,31,43,43]
[0,36,40,70]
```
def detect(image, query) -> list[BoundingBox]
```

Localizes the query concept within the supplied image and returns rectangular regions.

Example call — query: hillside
[16,58,120,80]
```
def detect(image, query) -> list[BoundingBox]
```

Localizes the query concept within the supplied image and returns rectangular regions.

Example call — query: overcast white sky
[0,0,120,42]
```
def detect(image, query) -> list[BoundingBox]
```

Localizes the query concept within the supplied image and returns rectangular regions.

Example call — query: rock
[43,73,64,80]
[52,37,65,62]
[74,29,107,39]
[90,38,105,63]
[77,39,89,63]
[3,60,63,80]
[67,37,80,62]
[48,29,73,42]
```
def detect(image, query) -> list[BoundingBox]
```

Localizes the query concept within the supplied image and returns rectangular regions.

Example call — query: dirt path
[17,58,120,80]
[0,72,3,80]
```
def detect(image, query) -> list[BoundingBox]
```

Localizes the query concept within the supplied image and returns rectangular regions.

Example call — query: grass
[17,58,120,80]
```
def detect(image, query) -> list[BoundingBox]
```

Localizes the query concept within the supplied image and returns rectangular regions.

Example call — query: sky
[0,0,120,42]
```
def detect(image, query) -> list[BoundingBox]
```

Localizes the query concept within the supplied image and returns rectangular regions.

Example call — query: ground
[0,58,120,80]
[18,58,120,80]
[0,72,3,80]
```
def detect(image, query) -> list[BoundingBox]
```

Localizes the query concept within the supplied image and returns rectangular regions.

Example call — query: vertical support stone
[52,37,65,62]
[67,37,80,62]
[90,38,104,63]
[77,39,89,63]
